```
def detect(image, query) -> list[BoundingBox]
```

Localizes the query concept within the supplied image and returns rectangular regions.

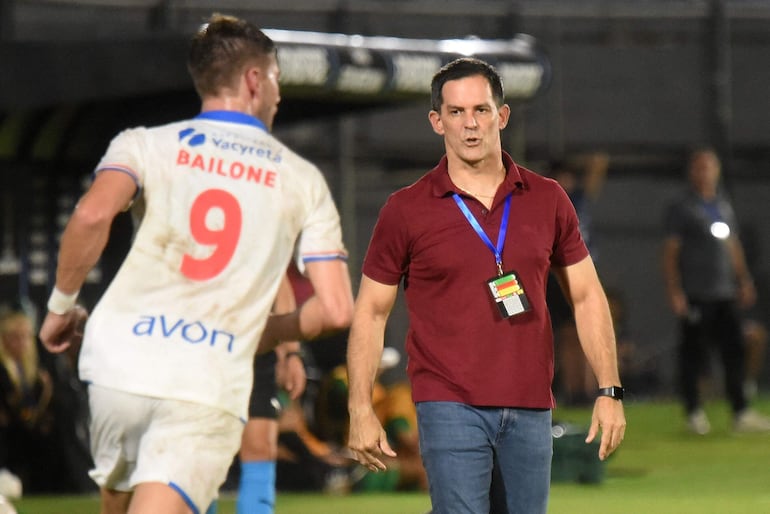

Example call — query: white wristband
[47,287,80,315]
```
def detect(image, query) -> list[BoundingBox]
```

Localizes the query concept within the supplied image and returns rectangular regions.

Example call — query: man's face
[429,75,509,165]
[688,151,720,195]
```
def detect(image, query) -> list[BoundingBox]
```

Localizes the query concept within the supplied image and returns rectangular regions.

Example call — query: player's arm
[272,274,307,399]
[346,275,399,471]
[39,171,137,353]
[299,258,355,338]
[272,272,298,347]
[258,258,353,353]
[56,171,136,293]
[553,256,626,460]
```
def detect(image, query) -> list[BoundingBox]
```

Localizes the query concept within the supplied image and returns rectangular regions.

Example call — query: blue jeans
[416,402,552,514]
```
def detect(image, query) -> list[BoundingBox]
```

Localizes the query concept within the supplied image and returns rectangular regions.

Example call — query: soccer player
[38,14,353,514]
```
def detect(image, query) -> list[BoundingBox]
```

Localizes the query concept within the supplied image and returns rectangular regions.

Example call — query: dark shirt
[664,190,738,301]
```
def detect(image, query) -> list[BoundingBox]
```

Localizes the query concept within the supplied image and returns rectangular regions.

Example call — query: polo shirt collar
[430,150,524,199]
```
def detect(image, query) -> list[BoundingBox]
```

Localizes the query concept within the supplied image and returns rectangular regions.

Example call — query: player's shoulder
[111,119,186,143]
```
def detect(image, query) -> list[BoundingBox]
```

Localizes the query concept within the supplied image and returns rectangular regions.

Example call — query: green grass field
[10,396,770,514]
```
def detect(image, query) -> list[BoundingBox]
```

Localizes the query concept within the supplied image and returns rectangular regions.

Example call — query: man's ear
[429,110,444,136]
[498,103,511,130]
[245,66,261,98]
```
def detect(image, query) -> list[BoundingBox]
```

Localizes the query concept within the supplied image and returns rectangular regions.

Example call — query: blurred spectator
[375,380,428,492]
[662,147,770,434]
[547,153,609,258]
[274,394,358,494]
[0,307,55,493]
[315,348,427,492]
[546,152,610,405]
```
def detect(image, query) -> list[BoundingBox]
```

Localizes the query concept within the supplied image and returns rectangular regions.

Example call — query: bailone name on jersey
[177,149,277,188]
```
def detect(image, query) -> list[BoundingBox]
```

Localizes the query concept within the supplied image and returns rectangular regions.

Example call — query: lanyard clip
[496,260,504,276]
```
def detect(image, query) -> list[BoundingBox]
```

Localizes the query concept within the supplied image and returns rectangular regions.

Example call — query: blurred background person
[209,274,309,514]
[0,307,54,494]
[231,344,306,514]
[315,347,427,493]
[272,396,357,494]
[662,147,770,435]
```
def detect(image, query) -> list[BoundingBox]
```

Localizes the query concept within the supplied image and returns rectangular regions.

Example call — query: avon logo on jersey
[132,314,236,352]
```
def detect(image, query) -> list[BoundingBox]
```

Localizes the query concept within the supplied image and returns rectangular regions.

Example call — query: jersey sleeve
[93,127,145,197]
[294,167,347,270]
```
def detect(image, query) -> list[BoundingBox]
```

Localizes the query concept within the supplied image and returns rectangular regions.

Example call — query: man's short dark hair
[187,13,276,98]
[430,57,505,112]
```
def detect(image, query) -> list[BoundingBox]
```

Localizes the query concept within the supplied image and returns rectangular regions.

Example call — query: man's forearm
[728,237,753,284]
[661,239,683,296]
[346,323,385,415]
[263,292,352,346]
[574,290,621,388]
[54,210,113,295]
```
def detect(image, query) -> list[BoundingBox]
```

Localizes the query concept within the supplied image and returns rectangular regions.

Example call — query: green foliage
[11,397,770,514]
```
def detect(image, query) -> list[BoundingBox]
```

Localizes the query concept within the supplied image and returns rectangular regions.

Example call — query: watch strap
[597,386,624,400]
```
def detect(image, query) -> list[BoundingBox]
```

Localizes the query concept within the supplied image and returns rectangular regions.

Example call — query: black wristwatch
[285,351,304,363]
[597,386,624,400]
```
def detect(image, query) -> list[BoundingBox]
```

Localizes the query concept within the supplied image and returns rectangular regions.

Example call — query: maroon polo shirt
[362,152,588,408]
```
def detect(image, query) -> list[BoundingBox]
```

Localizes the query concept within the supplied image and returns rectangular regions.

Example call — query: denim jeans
[416,401,552,514]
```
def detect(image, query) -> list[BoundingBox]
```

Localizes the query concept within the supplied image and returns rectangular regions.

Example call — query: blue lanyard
[700,199,723,223]
[452,193,512,276]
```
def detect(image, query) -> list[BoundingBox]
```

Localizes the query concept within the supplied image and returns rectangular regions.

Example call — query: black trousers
[678,299,747,415]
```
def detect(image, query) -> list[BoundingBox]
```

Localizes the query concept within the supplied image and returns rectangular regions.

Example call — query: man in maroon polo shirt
[346,57,626,514]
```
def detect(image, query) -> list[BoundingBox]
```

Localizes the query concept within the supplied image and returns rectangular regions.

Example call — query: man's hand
[39,305,88,353]
[585,396,626,461]
[667,287,689,317]
[348,408,397,472]
[276,351,307,400]
[738,278,757,309]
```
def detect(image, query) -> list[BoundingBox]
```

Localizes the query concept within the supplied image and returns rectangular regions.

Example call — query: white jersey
[78,111,346,419]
